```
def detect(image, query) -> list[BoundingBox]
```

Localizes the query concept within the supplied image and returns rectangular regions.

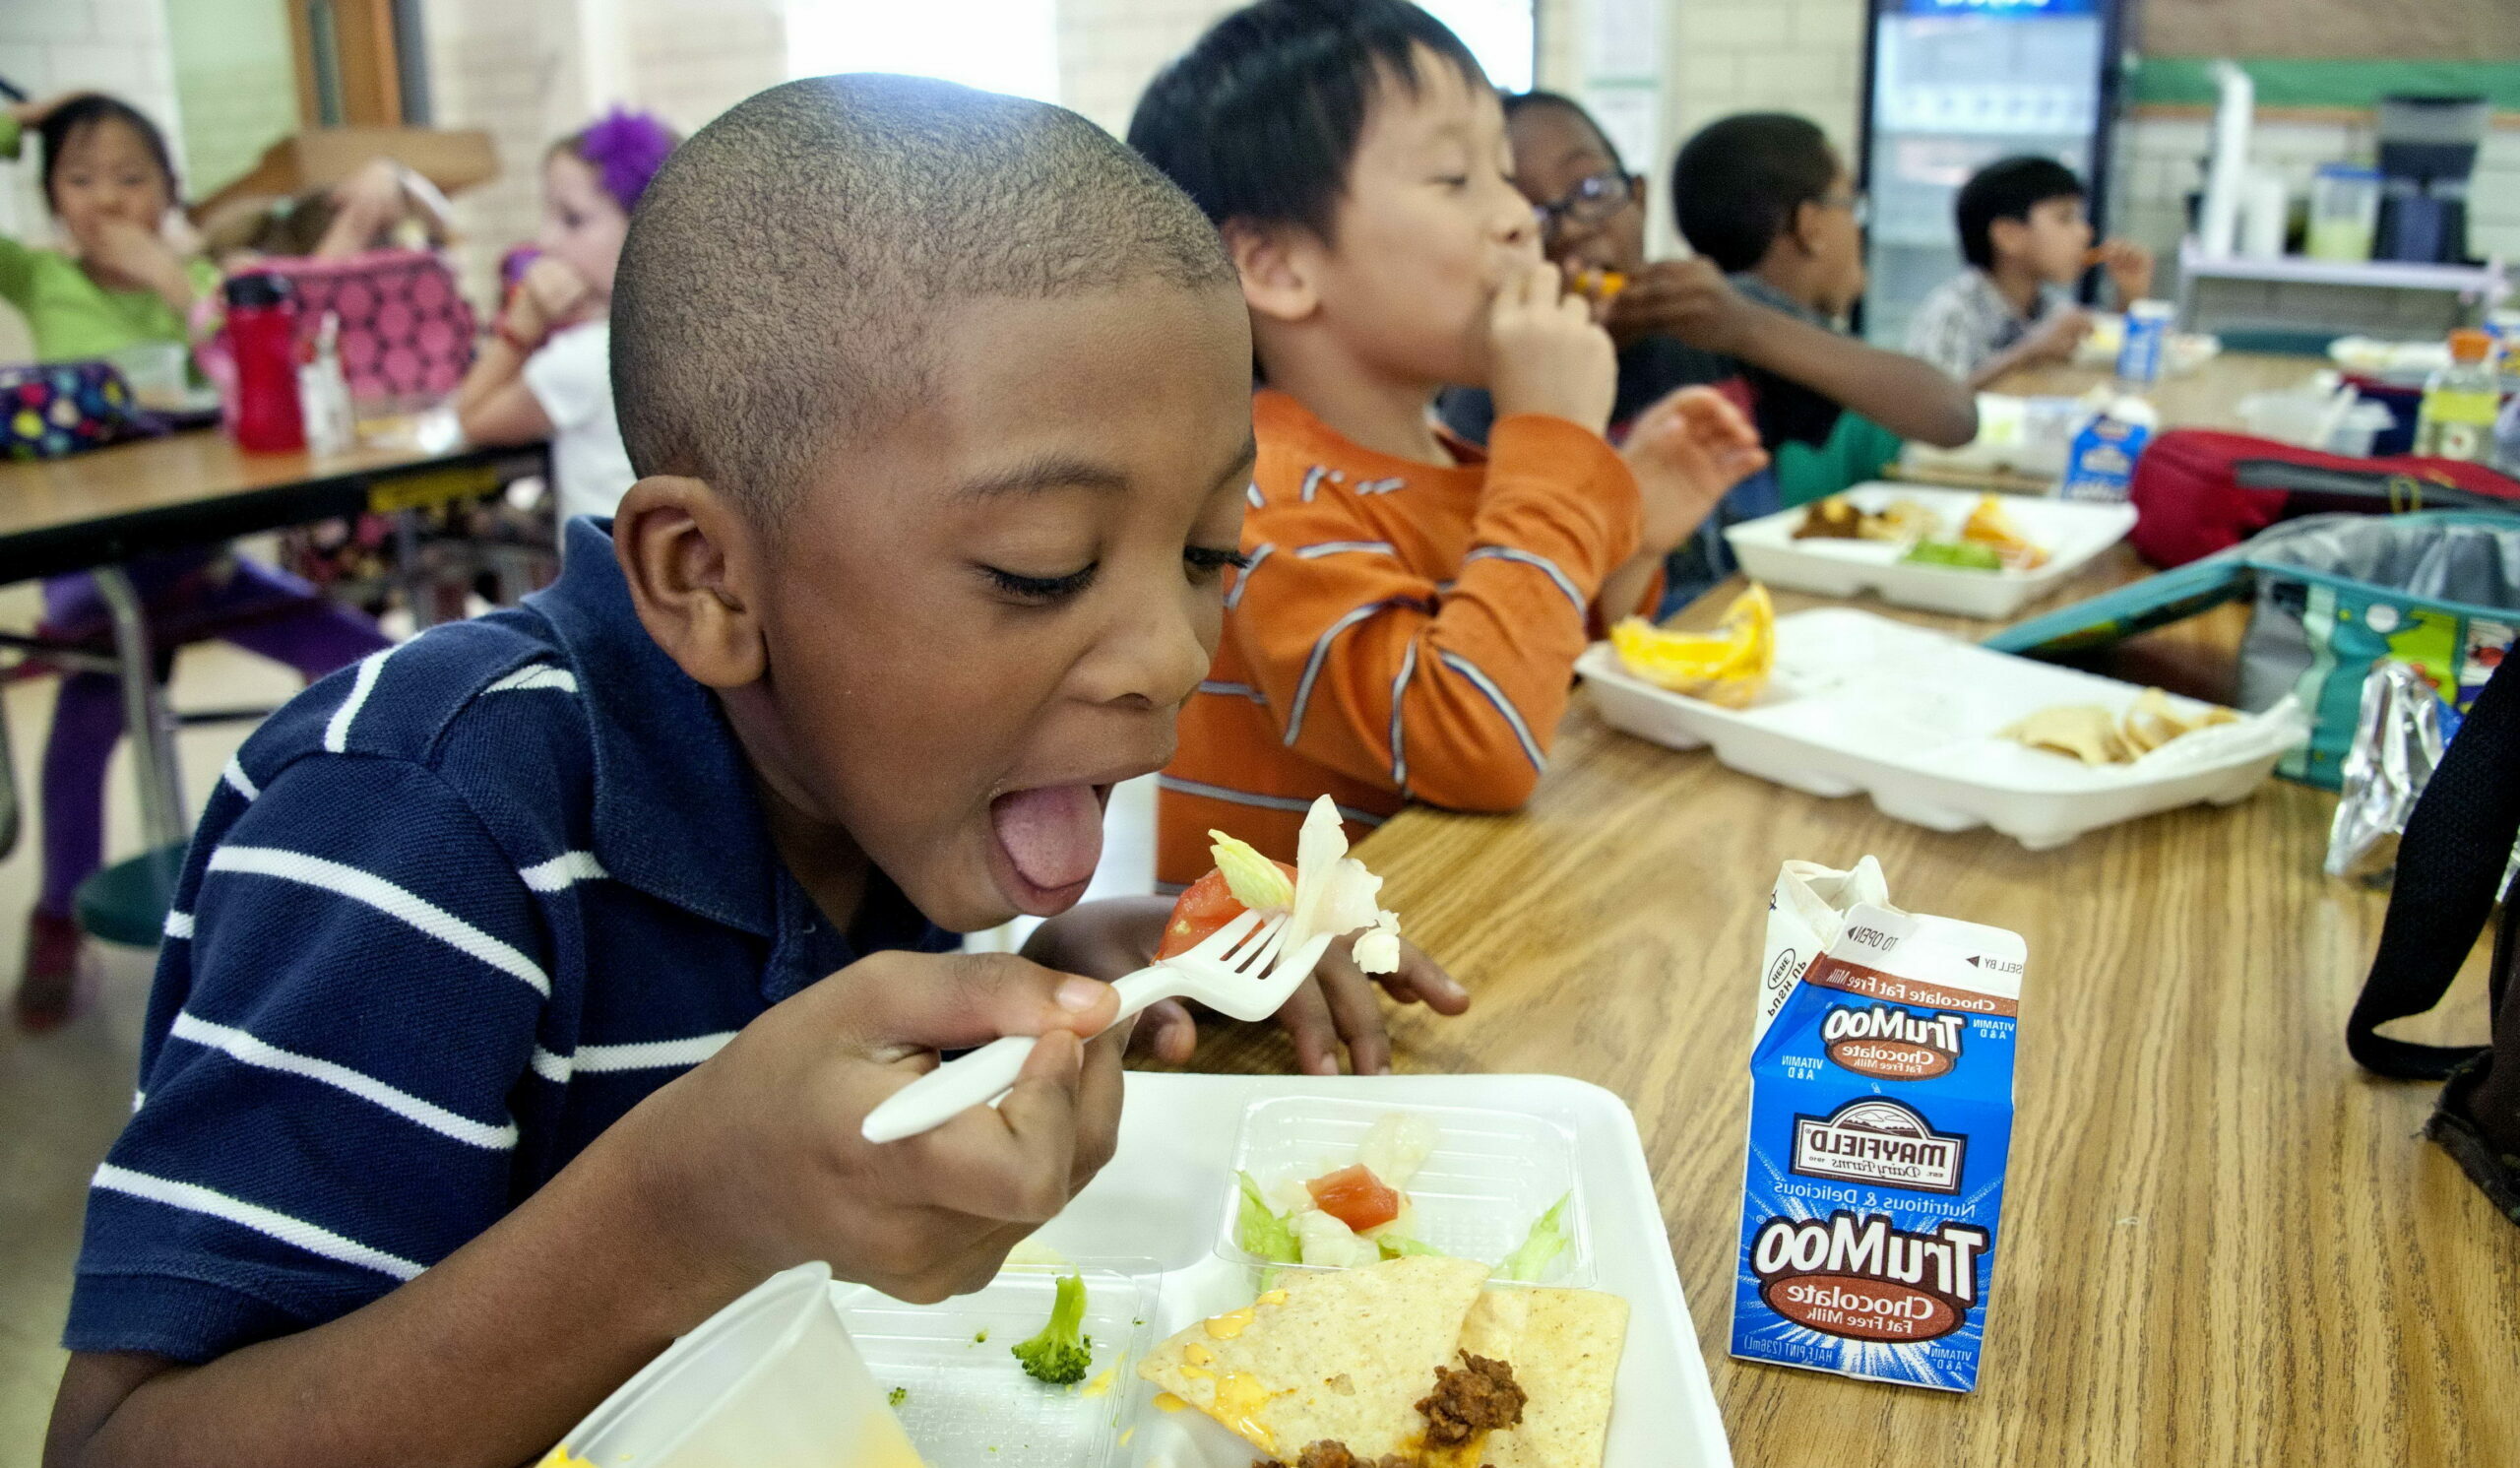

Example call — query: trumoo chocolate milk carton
[1732,863,2025,1392]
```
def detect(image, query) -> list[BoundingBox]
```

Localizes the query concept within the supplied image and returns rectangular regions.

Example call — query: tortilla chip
[1138,1255,1490,1462]
[2000,704,2127,766]
[1458,1289,1629,1468]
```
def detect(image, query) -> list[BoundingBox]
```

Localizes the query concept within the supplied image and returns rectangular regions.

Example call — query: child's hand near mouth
[1486,259,1617,436]
[626,949,1127,1306]
[1023,899,1471,1076]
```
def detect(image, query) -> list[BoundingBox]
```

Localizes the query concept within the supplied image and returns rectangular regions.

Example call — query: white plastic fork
[860,909,1334,1144]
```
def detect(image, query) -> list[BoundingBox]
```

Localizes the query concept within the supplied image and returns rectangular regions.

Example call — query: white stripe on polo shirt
[486,665,579,694]
[323,647,395,753]
[208,846,552,996]
[221,756,259,802]
[163,910,193,940]
[92,1163,424,1281]
[519,851,608,891]
[169,1012,519,1150]
[527,1032,737,1083]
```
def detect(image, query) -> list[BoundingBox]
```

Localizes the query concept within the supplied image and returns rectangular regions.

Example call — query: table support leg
[92,566,187,853]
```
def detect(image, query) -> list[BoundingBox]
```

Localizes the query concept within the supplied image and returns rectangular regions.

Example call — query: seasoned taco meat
[1253,1445,1413,1468]
[1416,1353,1527,1447]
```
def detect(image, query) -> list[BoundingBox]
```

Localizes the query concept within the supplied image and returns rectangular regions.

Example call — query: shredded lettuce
[1495,1193,1572,1283]
[1286,798,1402,972]
[1209,830,1295,913]
[1236,1172,1301,1264]
[1376,1235,1445,1260]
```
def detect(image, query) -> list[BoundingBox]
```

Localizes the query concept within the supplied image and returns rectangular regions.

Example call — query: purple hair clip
[576,106,676,216]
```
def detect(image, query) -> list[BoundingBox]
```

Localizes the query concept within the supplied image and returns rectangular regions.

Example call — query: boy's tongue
[990,786,1103,893]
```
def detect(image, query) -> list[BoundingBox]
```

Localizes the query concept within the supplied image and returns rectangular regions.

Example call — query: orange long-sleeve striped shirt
[1157,389,1646,886]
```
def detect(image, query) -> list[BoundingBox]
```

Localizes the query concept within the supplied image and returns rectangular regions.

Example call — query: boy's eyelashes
[980,546,1250,604]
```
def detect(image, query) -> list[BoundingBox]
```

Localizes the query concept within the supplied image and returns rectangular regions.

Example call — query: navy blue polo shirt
[67,517,953,1362]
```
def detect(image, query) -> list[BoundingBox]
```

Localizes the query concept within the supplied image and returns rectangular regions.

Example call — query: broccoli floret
[1009,1273,1093,1385]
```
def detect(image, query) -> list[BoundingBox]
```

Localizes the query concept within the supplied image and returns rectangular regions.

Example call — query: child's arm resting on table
[45,760,1123,1468]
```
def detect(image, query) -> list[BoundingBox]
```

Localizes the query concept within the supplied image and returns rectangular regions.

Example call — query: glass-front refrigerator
[1856,0,2127,348]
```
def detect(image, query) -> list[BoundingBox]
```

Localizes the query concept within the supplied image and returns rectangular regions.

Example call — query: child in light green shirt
[0,93,390,1032]
[0,95,217,363]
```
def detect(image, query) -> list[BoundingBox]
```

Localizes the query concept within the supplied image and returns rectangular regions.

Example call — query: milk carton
[1732,862,2025,1392]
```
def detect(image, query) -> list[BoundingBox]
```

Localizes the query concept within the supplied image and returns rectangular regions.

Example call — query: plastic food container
[1578,607,2305,850]
[2308,163,2380,263]
[555,1261,924,1468]
[835,1263,1161,1468]
[1721,484,2138,620]
[1217,1096,1592,1287]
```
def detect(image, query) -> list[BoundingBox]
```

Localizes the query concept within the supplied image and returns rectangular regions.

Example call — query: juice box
[1732,863,2025,1392]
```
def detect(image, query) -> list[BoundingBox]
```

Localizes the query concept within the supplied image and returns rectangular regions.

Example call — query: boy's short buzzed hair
[1670,113,1838,274]
[1127,0,1488,241]
[1955,156,2085,270]
[611,74,1235,522]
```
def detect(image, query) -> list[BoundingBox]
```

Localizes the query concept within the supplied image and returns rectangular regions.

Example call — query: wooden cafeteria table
[1181,352,2517,1465]
[0,428,544,853]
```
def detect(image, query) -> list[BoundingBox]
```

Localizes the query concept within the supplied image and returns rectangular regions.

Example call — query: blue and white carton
[1732,860,2026,1392]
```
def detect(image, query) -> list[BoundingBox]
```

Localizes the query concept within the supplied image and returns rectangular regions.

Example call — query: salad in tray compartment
[1164,803,1403,974]
[1792,491,2050,573]
[1222,1099,1587,1287]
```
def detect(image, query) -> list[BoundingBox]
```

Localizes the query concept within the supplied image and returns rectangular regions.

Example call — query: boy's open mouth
[987,784,1110,913]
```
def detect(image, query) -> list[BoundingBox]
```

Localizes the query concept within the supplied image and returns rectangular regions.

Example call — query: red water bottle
[224,272,305,452]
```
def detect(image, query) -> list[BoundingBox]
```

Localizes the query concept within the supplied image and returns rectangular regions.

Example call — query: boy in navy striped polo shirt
[46,77,1460,1467]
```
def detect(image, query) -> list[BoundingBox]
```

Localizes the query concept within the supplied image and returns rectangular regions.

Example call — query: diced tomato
[1157,861,1297,959]
[1305,1164,1402,1233]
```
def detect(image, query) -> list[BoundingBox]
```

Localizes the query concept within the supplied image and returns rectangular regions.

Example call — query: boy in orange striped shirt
[1130,0,1766,886]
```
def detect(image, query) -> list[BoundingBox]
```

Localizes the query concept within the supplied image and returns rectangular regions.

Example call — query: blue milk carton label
[1731,902,2025,1392]
[2059,413,2152,503]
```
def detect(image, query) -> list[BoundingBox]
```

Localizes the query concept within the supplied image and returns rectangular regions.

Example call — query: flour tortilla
[1457,1287,1629,1468]
[1137,1255,1490,1462]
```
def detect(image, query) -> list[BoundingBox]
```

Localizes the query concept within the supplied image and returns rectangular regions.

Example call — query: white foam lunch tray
[1579,607,2303,850]
[1722,483,2137,620]
[1036,1072,1732,1468]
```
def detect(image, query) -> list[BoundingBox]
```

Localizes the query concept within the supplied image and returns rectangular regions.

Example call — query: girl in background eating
[0,92,389,1029]
[456,108,677,533]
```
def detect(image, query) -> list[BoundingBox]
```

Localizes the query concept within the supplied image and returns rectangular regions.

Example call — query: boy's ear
[1223,219,1320,325]
[1987,215,2029,262]
[611,475,769,689]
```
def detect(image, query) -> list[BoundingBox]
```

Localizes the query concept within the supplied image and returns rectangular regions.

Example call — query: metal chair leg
[92,566,187,853]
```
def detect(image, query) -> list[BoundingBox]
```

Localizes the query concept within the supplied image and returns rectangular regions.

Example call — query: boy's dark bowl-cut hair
[611,73,1235,523]
[1955,155,2086,271]
[1502,90,1626,176]
[1670,112,1837,274]
[38,94,180,210]
[1128,0,1488,241]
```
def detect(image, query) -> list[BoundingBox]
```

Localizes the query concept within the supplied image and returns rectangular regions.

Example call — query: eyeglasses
[1536,170,1636,240]
[1819,189,1871,228]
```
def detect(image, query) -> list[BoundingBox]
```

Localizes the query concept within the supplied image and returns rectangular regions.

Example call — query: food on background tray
[1161,809,1404,974]
[1608,582,1774,709]
[1790,495,1935,543]
[1901,538,2004,571]
[1009,1271,1094,1385]
[2000,687,2240,767]
[1958,494,2050,570]
[1141,1254,1628,1468]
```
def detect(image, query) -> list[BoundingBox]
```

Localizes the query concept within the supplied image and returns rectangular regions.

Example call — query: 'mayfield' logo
[1750,1210,1989,1343]
[1791,1098,1966,1193]
[1821,1002,1962,1079]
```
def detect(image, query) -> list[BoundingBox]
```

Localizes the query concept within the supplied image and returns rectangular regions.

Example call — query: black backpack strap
[2348,647,2520,1078]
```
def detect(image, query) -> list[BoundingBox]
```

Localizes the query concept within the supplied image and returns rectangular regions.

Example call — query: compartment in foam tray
[1578,607,2304,850]
[1721,482,2138,620]
[1217,1096,1593,1288]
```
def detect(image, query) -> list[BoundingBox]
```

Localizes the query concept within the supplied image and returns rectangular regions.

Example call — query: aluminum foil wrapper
[2325,662,2520,893]
[2326,663,2444,886]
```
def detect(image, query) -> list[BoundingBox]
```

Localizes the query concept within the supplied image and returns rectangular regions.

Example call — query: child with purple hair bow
[460,107,681,532]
